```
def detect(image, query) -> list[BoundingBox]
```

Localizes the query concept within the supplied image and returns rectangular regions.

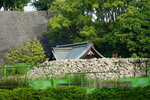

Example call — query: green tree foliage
[0,0,30,11]
[100,0,150,57]
[116,6,150,57]
[44,0,149,58]
[15,63,30,75]
[44,0,98,41]
[32,0,55,11]
[6,38,46,65]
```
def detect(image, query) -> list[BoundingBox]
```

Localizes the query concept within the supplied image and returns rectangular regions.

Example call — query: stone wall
[30,58,150,80]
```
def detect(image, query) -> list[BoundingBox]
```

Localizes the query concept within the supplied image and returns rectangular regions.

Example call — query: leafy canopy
[0,0,30,11]
[43,0,150,58]
[32,0,55,11]
[6,38,46,65]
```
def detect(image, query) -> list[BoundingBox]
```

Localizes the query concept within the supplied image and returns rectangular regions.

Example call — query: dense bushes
[0,86,86,100]
[6,38,46,65]
[40,86,87,100]
[0,86,150,100]
[0,89,12,100]
[88,86,150,100]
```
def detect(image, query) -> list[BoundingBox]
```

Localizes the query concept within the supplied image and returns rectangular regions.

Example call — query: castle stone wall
[30,58,150,80]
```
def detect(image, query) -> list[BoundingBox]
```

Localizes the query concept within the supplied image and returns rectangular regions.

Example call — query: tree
[0,0,30,11]
[44,0,97,42]
[6,38,46,65]
[32,0,55,11]
[116,2,150,57]
[44,0,149,58]
[45,0,137,41]
[99,0,150,57]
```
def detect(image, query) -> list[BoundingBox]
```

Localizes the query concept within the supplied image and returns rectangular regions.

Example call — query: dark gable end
[80,46,104,59]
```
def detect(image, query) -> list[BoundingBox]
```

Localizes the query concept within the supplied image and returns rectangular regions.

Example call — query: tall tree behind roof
[0,0,30,11]
[43,0,150,58]
[32,0,55,11]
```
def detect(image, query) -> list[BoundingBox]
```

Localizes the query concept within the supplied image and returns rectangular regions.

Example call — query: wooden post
[3,66,7,88]
[27,66,31,86]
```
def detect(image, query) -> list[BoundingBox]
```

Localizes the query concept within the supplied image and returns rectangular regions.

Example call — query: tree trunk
[3,1,6,11]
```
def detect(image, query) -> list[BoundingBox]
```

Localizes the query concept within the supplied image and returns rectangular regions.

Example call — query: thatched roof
[0,11,49,63]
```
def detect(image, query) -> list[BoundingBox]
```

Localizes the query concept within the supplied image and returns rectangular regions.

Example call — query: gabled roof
[52,41,104,60]
[0,11,48,51]
[0,11,49,64]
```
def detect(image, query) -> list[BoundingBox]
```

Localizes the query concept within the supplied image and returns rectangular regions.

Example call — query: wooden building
[52,41,104,60]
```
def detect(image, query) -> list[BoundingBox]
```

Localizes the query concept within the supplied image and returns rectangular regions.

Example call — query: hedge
[0,86,87,100]
[88,86,150,100]
[0,86,150,100]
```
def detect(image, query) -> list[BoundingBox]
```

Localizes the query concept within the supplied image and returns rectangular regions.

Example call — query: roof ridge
[56,41,92,47]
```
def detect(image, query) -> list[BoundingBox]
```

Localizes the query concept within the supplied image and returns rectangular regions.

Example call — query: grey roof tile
[52,41,104,60]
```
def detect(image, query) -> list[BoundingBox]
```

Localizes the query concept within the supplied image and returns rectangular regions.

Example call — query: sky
[24,3,36,11]
[0,2,36,11]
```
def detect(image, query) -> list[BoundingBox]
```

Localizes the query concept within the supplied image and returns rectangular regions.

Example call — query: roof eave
[91,47,105,58]
[78,44,105,59]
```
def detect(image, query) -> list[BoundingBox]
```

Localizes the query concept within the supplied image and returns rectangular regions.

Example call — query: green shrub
[0,86,150,100]
[70,73,88,86]
[6,38,46,65]
[0,63,29,87]
[11,88,39,100]
[88,86,150,100]
[0,86,87,100]
[14,63,30,75]
[2,66,16,76]
[0,89,11,100]
[0,63,29,78]
[40,86,87,100]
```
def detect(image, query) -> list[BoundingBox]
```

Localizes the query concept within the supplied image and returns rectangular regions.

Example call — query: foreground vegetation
[0,86,150,100]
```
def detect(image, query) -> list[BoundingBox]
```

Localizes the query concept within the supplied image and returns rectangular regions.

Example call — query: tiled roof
[52,41,104,60]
